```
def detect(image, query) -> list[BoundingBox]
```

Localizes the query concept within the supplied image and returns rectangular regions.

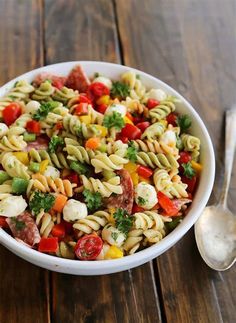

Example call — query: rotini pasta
[137,151,179,169]
[80,175,123,197]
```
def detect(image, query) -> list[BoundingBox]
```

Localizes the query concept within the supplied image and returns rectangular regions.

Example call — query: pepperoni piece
[33,72,66,89]
[24,135,49,151]
[106,169,134,214]
[6,212,41,246]
[65,65,91,92]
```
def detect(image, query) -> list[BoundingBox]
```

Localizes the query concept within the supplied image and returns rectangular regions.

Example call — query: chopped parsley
[137,196,147,206]
[48,135,64,153]
[83,189,102,212]
[33,101,59,121]
[113,208,133,236]
[103,111,125,130]
[11,217,26,231]
[29,191,55,215]
[177,114,192,132]
[111,231,119,241]
[126,141,138,162]
[110,81,130,99]
[182,162,196,179]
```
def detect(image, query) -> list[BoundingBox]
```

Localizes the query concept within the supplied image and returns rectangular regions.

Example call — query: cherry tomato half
[120,124,142,140]
[166,113,178,126]
[0,216,8,228]
[178,151,192,165]
[97,103,108,114]
[75,234,103,260]
[137,165,153,178]
[88,82,110,98]
[181,175,197,193]
[157,191,179,216]
[79,94,92,104]
[2,102,22,126]
[147,98,160,109]
[74,102,88,116]
[136,121,150,132]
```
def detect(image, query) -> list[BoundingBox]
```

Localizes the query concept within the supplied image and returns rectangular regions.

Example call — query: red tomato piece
[2,103,22,126]
[0,216,8,228]
[66,172,80,185]
[74,102,88,116]
[51,223,66,239]
[147,98,160,109]
[126,112,134,122]
[157,191,179,216]
[79,94,92,104]
[133,116,145,124]
[38,237,58,253]
[137,165,153,178]
[181,175,197,193]
[136,121,150,132]
[56,122,63,130]
[75,234,103,260]
[88,82,110,97]
[97,104,108,114]
[52,79,64,90]
[121,124,142,140]
[166,113,177,126]
[26,120,41,134]
[132,203,144,213]
[178,151,192,165]
[116,133,129,143]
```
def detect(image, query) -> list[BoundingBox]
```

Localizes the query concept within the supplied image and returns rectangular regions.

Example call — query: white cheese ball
[135,182,158,210]
[25,100,41,114]
[63,199,88,222]
[93,76,112,89]
[105,104,127,117]
[0,123,9,137]
[43,166,60,179]
[0,196,27,217]
[102,224,126,247]
[147,89,167,102]
[160,130,177,147]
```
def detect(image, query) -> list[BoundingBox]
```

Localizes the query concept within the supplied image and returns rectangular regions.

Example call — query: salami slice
[33,72,66,89]
[24,135,49,151]
[65,65,91,92]
[106,169,134,214]
[172,198,192,211]
[6,212,41,246]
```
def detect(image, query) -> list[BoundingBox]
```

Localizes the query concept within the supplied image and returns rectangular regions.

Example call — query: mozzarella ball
[0,123,9,137]
[63,199,88,222]
[25,100,41,114]
[93,76,112,89]
[102,224,126,247]
[160,130,177,147]
[147,89,167,102]
[105,103,127,117]
[135,182,158,210]
[0,196,27,217]
[43,166,60,179]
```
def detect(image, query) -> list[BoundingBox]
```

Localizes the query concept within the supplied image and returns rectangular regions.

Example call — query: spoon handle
[219,107,236,208]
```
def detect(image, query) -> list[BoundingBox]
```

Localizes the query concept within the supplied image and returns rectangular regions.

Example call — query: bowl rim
[0,61,215,271]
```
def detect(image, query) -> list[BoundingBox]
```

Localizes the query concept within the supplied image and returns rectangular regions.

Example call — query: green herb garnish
[11,217,26,231]
[177,114,192,132]
[182,162,196,179]
[33,101,59,121]
[126,141,138,162]
[48,135,64,153]
[83,189,102,212]
[103,111,125,130]
[29,191,55,215]
[137,196,147,206]
[113,208,133,235]
[110,81,130,99]
[111,231,119,241]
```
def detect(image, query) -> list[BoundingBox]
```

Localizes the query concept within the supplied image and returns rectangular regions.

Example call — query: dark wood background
[0,1,235,322]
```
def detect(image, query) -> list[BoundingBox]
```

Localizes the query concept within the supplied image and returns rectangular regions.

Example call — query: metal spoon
[195,107,236,270]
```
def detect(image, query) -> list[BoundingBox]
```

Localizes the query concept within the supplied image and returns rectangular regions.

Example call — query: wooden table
[0,1,235,322]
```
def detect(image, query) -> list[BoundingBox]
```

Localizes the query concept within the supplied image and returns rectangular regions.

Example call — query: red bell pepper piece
[88,82,110,97]
[26,120,41,134]
[97,104,108,114]
[178,151,192,165]
[132,203,144,213]
[147,98,160,109]
[125,112,134,122]
[120,124,142,140]
[79,94,92,104]
[136,121,150,132]
[157,191,179,216]
[38,237,59,253]
[181,175,197,193]
[74,102,88,116]
[2,103,22,126]
[51,223,66,239]
[166,113,178,126]
[137,165,153,178]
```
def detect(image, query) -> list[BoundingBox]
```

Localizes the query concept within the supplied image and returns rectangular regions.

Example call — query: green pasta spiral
[137,151,179,169]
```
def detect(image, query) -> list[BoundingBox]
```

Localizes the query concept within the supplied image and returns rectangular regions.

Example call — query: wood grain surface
[0,0,235,322]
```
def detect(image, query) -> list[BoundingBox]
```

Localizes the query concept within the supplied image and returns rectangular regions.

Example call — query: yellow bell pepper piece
[191,160,203,173]
[92,125,108,137]
[124,162,138,174]
[139,176,151,184]
[13,152,29,165]
[131,172,139,186]
[123,116,134,125]
[96,95,110,105]
[39,160,49,174]
[159,120,167,128]
[79,115,91,125]
[104,246,123,259]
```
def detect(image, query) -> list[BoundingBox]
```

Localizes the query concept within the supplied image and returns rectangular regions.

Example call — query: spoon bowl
[195,205,236,270]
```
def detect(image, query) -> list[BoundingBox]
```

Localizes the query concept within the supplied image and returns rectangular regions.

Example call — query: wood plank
[0,1,50,323]
[116,0,236,322]
[44,1,162,322]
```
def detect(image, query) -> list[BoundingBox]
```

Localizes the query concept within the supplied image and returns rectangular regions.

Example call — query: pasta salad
[0,65,201,260]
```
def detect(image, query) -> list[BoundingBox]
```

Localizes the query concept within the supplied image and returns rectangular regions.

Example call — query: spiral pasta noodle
[0,126,27,151]
[91,153,129,173]
[0,152,30,179]
[137,152,179,169]
[31,81,55,101]
[132,139,164,154]
[123,229,143,254]
[73,210,110,234]
[36,210,54,238]
[121,71,146,100]
[52,86,78,104]
[141,122,166,140]
[56,241,75,259]
[80,175,123,197]
[149,99,176,121]
[29,148,70,169]
[181,133,200,161]
[6,80,35,102]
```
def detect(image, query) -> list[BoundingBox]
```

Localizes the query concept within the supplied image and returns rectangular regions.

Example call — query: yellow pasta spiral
[32,81,55,101]
[36,210,54,237]
[80,175,123,197]
[91,153,128,173]
[73,210,110,234]
[137,152,179,169]
[0,152,30,180]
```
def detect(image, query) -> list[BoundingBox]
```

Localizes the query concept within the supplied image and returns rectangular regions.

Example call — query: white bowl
[0,61,215,275]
